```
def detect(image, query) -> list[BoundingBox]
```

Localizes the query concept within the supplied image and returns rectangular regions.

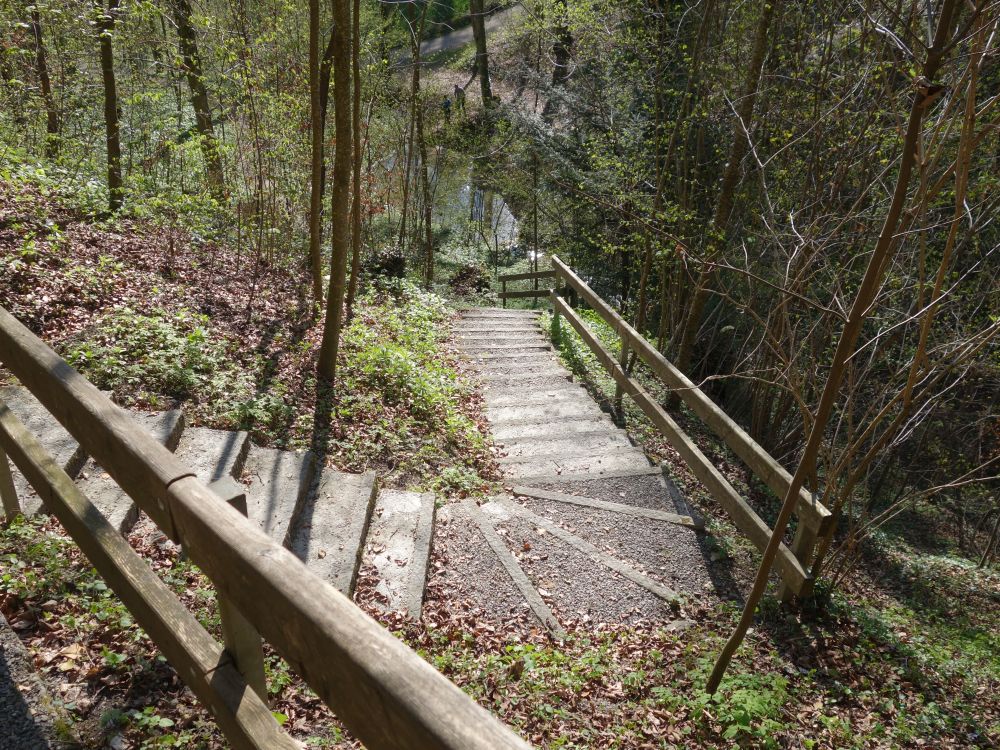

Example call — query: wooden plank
[498,288,551,300]
[461,500,564,638]
[0,443,19,518]
[498,270,557,282]
[207,477,268,701]
[511,484,703,529]
[0,404,295,750]
[553,298,809,595]
[497,499,681,603]
[0,305,531,750]
[551,256,831,536]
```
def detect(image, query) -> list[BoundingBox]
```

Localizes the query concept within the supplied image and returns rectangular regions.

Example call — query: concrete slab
[492,416,615,442]
[0,386,87,515]
[242,445,314,541]
[75,409,184,535]
[173,427,250,484]
[363,490,435,617]
[484,386,586,408]
[289,469,377,595]
[487,400,607,425]
[501,449,652,480]
[498,431,632,458]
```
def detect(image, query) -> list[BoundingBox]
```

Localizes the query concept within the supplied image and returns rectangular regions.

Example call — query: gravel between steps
[495,514,680,625]
[429,505,531,622]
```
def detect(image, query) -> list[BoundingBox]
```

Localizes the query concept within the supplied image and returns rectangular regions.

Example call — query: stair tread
[174,427,250,485]
[242,445,315,542]
[363,489,435,617]
[290,468,377,595]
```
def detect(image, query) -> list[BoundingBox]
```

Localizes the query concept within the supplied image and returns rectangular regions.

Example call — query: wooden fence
[0,305,531,750]
[515,256,833,599]
[498,269,556,306]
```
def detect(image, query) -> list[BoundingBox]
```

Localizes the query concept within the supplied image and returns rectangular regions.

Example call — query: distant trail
[419,5,522,58]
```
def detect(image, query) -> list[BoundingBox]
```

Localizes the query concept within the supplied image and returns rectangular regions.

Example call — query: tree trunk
[96,0,123,212]
[470,0,492,106]
[317,0,352,383]
[29,9,59,158]
[674,0,779,376]
[346,0,363,317]
[308,0,325,303]
[417,97,433,288]
[172,0,225,200]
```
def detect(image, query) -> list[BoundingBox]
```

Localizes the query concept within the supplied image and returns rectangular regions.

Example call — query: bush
[448,264,492,297]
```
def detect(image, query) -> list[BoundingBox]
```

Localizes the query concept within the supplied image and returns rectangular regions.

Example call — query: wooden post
[208,477,268,701]
[778,522,818,602]
[550,290,561,343]
[614,334,629,427]
[0,444,19,519]
[502,278,507,308]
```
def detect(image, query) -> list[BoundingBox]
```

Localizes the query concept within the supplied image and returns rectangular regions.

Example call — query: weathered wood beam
[0,401,295,750]
[552,296,810,595]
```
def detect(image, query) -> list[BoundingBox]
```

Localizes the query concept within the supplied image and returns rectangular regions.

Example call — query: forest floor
[1,168,998,749]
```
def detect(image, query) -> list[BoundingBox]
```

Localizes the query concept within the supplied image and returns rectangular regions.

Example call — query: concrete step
[479,374,573,393]
[362,489,435,617]
[242,445,315,542]
[76,408,184,535]
[487,400,607,425]
[492,416,616,441]
[498,430,632,458]
[174,427,251,484]
[455,326,543,335]
[459,344,551,355]
[0,385,87,515]
[456,331,547,342]
[501,449,652,480]
[484,385,585,409]
[289,469,377,595]
[478,359,565,375]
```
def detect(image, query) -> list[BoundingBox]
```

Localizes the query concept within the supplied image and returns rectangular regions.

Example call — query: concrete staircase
[0,386,434,618]
[455,309,656,484]
[453,308,711,633]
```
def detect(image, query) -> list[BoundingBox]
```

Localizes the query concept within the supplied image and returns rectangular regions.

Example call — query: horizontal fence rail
[549,256,832,598]
[498,268,555,306]
[0,305,531,750]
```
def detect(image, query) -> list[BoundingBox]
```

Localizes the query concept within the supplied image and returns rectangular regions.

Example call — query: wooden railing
[0,306,530,750]
[498,268,556,307]
[519,256,832,599]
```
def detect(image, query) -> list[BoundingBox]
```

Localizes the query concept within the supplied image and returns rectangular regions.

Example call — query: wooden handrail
[498,269,556,282]
[552,296,809,594]
[0,402,295,750]
[551,255,831,535]
[0,306,531,750]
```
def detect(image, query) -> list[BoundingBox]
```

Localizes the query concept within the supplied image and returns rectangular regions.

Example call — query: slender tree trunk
[470,0,492,106]
[29,9,59,158]
[96,0,123,212]
[417,99,433,288]
[317,0,352,383]
[346,0,364,317]
[674,0,779,375]
[172,0,225,200]
[308,0,325,303]
[707,0,961,693]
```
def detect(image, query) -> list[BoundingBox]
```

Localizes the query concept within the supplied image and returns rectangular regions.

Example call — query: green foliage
[64,306,255,420]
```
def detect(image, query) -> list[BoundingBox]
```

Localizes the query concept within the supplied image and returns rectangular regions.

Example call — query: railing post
[614,334,629,427]
[0,444,20,519]
[502,278,507,308]
[208,477,268,700]
[550,290,561,343]
[777,520,818,602]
